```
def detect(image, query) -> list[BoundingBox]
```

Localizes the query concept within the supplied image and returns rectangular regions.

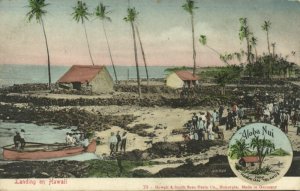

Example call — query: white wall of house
[90,67,114,93]
[166,73,184,89]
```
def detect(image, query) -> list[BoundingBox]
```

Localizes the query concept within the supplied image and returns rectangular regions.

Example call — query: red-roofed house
[57,65,113,94]
[166,70,199,89]
[239,156,260,168]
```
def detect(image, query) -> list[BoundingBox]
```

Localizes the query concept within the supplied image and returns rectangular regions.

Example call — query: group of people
[65,132,89,148]
[13,129,26,149]
[183,103,247,142]
[255,102,300,134]
[184,110,221,141]
[219,103,245,131]
[109,131,127,155]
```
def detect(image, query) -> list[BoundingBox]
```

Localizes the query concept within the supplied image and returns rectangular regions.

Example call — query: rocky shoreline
[0,82,299,178]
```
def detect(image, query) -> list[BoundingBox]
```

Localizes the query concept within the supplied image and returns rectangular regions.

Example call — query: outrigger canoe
[2,140,96,160]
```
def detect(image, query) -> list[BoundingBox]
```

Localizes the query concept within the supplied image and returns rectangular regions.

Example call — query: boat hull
[2,140,96,161]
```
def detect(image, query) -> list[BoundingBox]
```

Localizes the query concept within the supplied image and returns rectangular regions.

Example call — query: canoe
[2,140,96,160]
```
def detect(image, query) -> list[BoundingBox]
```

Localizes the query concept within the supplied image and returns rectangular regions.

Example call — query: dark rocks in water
[0,104,136,132]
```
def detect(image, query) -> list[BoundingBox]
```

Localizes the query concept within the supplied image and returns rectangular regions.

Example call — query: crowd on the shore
[183,103,245,142]
[253,98,300,134]
[184,98,300,142]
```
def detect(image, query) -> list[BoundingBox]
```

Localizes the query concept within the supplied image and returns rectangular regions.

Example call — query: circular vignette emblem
[228,123,293,185]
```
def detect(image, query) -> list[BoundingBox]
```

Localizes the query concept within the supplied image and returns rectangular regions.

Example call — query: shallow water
[0,122,100,161]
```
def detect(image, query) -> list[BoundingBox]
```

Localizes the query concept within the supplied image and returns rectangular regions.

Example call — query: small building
[239,156,260,168]
[166,70,199,89]
[57,65,113,94]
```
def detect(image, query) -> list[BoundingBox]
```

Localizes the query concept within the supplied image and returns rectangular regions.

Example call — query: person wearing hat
[20,129,26,149]
[192,113,198,129]
[120,132,127,153]
[109,132,118,156]
[116,131,121,152]
[13,131,21,149]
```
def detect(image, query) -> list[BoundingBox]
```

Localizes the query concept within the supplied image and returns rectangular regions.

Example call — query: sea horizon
[0,63,177,87]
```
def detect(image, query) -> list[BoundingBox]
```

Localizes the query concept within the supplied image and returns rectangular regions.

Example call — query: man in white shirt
[109,132,118,156]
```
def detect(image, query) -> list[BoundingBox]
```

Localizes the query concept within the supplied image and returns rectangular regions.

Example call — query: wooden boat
[2,140,96,160]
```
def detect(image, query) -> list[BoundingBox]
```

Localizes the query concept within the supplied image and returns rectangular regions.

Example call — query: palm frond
[72,1,90,24]
[182,0,198,15]
[26,0,49,23]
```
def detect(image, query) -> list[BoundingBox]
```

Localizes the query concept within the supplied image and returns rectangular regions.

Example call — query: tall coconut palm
[95,3,118,82]
[182,0,198,75]
[250,36,258,62]
[239,18,252,77]
[26,0,51,89]
[239,18,252,65]
[135,25,149,87]
[124,7,141,98]
[262,20,271,55]
[72,1,95,65]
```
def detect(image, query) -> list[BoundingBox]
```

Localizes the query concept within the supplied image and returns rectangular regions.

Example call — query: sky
[0,0,300,67]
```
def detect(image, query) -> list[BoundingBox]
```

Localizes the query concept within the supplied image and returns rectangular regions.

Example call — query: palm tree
[135,25,150,87]
[262,20,271,55]
[239,18,252,68]
[124,7,141,98]
[229,139,250,159]
[72,1,95,65]
[250,36,258,62]
[182,0,198,75]
[95,3,118,82]
[26,0,51,89]
[250,136,275,170]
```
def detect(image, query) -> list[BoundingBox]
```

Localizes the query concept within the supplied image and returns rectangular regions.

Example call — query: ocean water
[0,122,100,161]
[0,64,171,87]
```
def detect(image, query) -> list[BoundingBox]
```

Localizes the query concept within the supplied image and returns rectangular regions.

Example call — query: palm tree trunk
[267,31,270,55]
[206,45,230,65]
[135,25,149,87]
[83,21,95,66]
[191,13,196,76]
[102,22,118,83]
[254,47,258,62]
[130,21,141,98]
[41,18,51,89]
[246,38,252,77]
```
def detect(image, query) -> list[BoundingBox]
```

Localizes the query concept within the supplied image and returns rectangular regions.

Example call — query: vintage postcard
[0,0,300,190]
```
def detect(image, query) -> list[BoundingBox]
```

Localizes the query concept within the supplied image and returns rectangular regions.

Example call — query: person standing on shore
[116,131,121,152]
[120,132,127,153]
[197,118,204,141]
[109,132,117,156]
[192,113,198,129]
[219,105,224,121]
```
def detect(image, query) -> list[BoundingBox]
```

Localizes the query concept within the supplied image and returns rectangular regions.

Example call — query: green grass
[85,160,159,178]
